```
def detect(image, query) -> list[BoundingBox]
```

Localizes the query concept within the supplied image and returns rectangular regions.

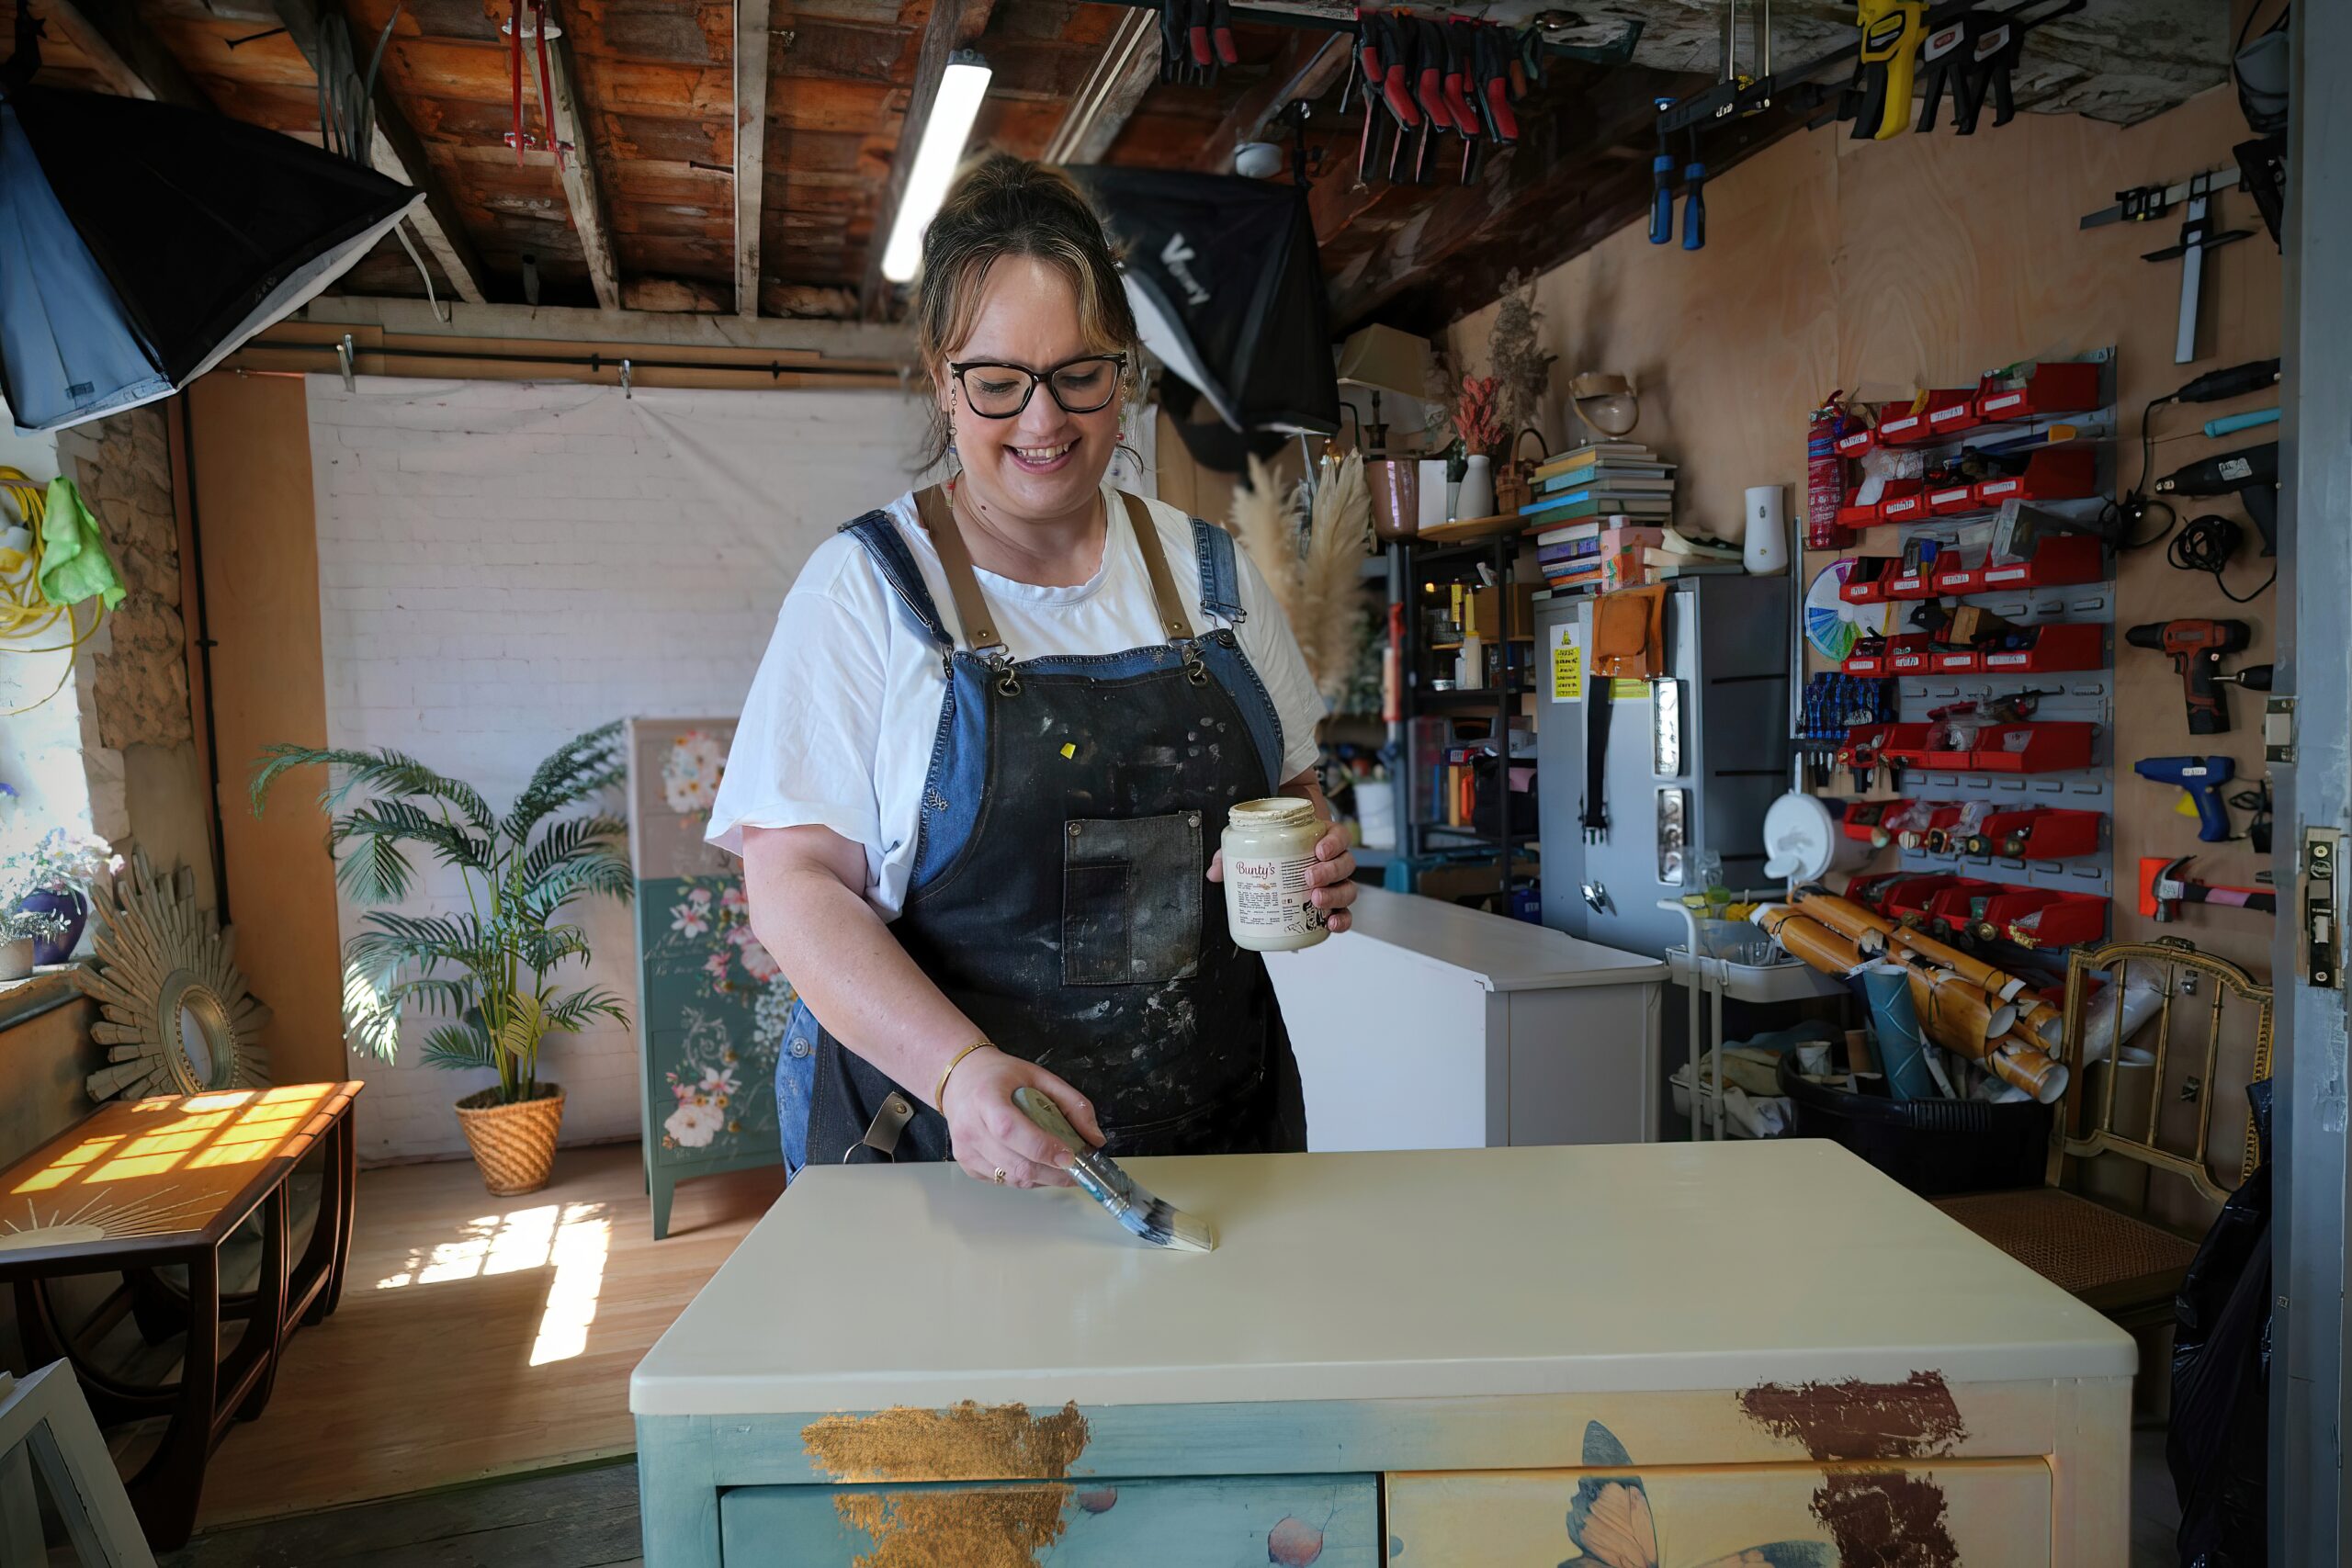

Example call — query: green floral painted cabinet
[626,718,795,1238]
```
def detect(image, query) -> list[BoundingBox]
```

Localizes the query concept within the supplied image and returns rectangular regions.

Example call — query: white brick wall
[305,376,928,1163]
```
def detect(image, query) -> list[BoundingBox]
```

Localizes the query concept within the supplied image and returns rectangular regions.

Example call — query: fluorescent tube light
[880,51,993,285]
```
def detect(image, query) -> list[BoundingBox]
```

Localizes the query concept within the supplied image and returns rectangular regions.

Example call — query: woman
[707,154,1356,1188]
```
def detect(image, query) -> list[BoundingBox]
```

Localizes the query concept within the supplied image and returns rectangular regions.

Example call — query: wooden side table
[0,1082,362,1549]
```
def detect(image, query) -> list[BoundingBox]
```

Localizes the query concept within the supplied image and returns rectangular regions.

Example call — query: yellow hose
[1,466,101,714]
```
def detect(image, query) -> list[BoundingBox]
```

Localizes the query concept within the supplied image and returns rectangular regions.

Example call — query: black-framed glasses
[949,355,1126,419]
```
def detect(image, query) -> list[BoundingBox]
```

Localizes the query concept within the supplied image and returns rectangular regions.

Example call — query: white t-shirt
[707,485,1326,918]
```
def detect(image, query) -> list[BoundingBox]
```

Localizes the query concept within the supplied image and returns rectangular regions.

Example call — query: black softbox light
[1,60,418,433]
[1069,167,1340,472]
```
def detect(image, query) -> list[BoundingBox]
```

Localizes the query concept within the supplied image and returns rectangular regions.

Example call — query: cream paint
[630,1138,2132,1416]
[1220,797,1329,953]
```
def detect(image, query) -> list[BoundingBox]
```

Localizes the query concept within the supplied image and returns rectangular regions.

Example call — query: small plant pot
[19,889,86,965]
[453,1083,566,1196]
[0,937,33,983]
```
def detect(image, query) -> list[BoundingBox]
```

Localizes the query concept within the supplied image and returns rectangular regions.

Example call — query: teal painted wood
[638,1416,723,1568]
[717,1473,1378,1566]
[636,1379,2065,1493]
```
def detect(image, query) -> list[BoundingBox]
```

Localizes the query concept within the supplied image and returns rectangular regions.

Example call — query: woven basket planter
[453,1083,566,1196]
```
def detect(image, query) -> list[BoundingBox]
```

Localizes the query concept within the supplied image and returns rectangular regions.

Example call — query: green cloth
[38,477,125,611]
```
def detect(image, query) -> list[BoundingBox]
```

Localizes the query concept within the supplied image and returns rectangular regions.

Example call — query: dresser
[625,717,793,1238]
[631,1138,2134,1565]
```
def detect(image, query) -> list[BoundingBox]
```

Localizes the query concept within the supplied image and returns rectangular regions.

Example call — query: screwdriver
[1648,96,1676,244]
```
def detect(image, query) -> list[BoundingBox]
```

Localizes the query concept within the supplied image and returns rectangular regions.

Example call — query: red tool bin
[1925,881,2004,940]
[1966,721,2097,773]
[1876,723,1939,769]
[1883,874,1992,929]
[1964,807,2104,861]
[1877,489,1931,524]
[1885,565,1940,599]
[1894,803,1967,850]
[1966,532,2108,592]
[1975,621,2106,674]
[1835,425,1877,459]
[1886,635,1937,675]
[1836,490,1880,529]
[1927,482,1980,516]
[1878,390,1978,447]
[1970,446,2098,508]
[1843,636,1935,675]
[1931,648,1984,673]
[1983,887,2109,949]
[1973,361,2103,424]
[1840,799,1905,843]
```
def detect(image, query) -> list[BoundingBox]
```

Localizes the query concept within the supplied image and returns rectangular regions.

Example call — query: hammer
[2138,854,2278,923]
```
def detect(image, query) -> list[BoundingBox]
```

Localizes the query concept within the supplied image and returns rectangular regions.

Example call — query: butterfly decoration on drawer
[1564,1421,1833,1568]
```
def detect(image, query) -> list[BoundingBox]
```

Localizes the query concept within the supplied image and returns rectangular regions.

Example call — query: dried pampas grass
[1227,451,1371,705]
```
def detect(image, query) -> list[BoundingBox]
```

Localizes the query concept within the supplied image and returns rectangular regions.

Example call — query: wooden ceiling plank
[540,28,624,311]
[42,0,214,107]
[734,0,769,317]
[855,0,1000,321]
[268,0,492,305]
[1041,6,1158,165]
[1188,28,1348,171]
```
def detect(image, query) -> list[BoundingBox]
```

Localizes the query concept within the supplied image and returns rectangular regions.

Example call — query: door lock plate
[2302,828,2340,987]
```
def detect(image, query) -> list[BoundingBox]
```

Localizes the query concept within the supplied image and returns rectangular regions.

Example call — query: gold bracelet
[934,1041,994,1112]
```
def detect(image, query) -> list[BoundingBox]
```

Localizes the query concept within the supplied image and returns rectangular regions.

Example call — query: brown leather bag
[1590,584,1666,679]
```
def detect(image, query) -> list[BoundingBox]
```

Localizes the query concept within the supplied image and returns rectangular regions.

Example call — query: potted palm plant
[254,723,634,1195]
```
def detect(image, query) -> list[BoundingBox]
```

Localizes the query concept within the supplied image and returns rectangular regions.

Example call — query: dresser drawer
[1387,1458,2052,1566]
[719,1472,1378,1565]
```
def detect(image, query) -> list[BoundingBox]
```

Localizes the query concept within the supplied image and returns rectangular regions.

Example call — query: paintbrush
[1012,1088,1216,1253]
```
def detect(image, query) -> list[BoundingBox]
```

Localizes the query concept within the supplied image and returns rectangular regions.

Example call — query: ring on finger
[992,1168,1008,1185]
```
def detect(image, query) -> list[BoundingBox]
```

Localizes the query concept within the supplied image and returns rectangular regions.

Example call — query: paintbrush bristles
[1148,1199,1217,1254]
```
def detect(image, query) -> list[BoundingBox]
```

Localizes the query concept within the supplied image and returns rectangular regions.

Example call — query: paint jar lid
[1228,797,1317,830]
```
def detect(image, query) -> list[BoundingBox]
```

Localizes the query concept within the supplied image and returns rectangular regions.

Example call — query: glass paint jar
[1221,797,1330,953]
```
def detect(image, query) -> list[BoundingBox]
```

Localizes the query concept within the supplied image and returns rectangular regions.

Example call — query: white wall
[305,376,929,1160]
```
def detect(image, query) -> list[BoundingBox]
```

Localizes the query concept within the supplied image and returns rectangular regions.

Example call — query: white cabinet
[1266,886,1668,1149]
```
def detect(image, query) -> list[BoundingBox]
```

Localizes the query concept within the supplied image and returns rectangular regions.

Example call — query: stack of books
[1521,442,1740,592]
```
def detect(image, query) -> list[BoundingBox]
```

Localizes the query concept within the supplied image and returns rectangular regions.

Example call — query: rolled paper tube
[1860,963,1937,1100]
[1793,891,2029,1001]
[1907,968,2015,1060]
[2015,997,2064,1050]
[1990,1045,2070,1104]
[1756,909,1867,976]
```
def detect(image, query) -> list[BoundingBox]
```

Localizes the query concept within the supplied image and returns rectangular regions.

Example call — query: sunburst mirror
[76,850,273,1101]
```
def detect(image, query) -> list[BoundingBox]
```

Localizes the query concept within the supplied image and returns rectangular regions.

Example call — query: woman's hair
[912,152,1140,468]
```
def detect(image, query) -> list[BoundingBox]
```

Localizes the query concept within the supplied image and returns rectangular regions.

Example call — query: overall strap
[1191,517,1249,625]
[1120,491,1197,643]
[913,484,1008,655]
[838,510,952,653]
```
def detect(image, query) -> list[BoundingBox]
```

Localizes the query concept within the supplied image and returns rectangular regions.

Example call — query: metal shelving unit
[1388,529,1533,892]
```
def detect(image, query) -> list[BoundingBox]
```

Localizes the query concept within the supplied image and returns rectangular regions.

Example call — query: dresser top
[632,1138,2133,1416]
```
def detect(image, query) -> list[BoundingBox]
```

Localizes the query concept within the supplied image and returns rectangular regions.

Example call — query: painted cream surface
[631,1140,2133,1415]
[1305,885,1670,992]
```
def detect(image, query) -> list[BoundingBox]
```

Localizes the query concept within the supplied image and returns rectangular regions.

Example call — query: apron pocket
[1062,812,1203,987]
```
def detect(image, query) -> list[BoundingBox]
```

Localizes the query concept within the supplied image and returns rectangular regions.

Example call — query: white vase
[1456,455,1495,521]
[1416,460,1452,531]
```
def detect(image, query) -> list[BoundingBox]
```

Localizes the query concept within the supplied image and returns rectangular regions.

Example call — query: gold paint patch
[803,1401,1091,1482]
[836,1485,1071,1568]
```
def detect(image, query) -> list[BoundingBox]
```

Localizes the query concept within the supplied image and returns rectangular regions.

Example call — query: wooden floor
[193,1145,784,1529]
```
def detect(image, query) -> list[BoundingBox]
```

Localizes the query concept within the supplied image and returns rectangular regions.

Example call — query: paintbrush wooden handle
[1012,1087,1085,1153]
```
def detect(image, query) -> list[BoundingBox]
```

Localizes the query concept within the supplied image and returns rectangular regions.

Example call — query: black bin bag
[2168,1078,2272,1568]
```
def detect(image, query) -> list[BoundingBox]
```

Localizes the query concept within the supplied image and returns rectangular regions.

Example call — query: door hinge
[2301,828,2341,987]
[2267,695,2296,764]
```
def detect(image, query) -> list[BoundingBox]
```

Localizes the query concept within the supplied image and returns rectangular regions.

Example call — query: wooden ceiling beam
[268,0,492,305]
[1041,7,1159,166]
[1321,66,1696,328]
[42,0,214,108]
[856,0,1001,321]
[1190,28,1350,171]
[733,0,770,318]
[537,28,623,312]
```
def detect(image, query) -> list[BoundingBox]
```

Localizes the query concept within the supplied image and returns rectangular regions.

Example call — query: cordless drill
[2126,618,2251,734]
[2134,755,2236,843]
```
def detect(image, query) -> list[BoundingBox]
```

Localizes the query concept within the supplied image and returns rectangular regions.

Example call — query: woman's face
[940,255,1124,524]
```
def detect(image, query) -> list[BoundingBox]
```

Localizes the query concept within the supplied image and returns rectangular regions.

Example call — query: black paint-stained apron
[794,485,1306,1168]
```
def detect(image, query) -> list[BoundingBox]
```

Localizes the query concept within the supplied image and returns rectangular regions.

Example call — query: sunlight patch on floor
[367,1198,615,1366]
